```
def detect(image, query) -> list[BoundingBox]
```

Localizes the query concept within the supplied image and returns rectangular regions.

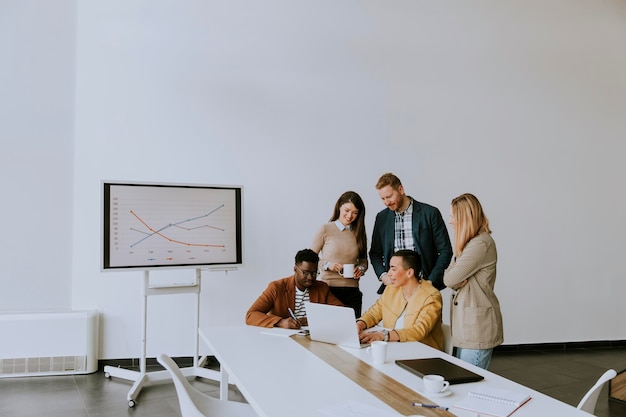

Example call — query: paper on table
[319,400,403,417]
[260,327,309,337]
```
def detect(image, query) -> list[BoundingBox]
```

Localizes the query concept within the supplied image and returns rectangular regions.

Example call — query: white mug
[367,340,388,365]
[422,374,450,393]
[340,264,355,278]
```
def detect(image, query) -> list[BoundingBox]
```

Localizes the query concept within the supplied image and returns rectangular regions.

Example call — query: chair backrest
[158,354,209,417]
[577,369,617,414]
[441,323,453,355]
[157,353,255,417]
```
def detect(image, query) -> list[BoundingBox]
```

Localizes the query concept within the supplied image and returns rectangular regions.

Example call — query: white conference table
[200,325,592,417]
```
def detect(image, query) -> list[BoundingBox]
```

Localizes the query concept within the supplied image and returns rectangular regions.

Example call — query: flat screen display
[102,181,243,270]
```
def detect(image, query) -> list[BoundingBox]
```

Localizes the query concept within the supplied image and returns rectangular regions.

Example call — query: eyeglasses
[295,266,320,279]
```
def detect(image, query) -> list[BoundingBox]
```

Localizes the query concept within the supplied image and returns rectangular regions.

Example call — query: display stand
[104,269,219,407]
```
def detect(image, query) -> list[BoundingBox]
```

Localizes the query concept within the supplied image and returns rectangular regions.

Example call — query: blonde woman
[443,193,503,369]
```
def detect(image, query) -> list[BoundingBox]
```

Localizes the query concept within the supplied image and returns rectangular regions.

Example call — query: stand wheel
[104,372,111,378]
[128,400,136,408]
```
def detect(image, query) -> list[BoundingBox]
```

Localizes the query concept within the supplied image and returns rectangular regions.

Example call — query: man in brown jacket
[245,249,344,328]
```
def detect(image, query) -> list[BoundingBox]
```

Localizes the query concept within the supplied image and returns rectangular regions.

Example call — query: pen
[287,307,298,321]
[412,402,449,411]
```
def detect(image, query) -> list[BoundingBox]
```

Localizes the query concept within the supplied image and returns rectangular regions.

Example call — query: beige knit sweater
[311,222,368,288]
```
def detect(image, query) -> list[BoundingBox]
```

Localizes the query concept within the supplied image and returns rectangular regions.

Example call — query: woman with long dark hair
[311,191,368,316]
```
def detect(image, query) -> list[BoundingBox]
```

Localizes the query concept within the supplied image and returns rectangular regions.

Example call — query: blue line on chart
[130,204,225,248]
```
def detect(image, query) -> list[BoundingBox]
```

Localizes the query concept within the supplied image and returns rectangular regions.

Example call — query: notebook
[452,387,532,417]
[304,301,369,349]
[395,357,485,384]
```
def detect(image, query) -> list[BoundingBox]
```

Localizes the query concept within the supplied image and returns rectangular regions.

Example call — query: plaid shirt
[394,198,415,252]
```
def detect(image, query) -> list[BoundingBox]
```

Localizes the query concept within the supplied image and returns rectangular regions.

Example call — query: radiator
[0,310,99,378]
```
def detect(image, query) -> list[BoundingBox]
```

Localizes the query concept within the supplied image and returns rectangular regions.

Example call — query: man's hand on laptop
[359,330,385,344]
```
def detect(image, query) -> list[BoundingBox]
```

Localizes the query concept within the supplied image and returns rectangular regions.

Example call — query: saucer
[417,389,452,398]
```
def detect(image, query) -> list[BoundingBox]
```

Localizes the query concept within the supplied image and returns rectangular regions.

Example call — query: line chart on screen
[102,181,243,271]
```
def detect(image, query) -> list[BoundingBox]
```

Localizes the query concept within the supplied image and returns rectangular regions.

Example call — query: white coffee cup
[368,340,388,365]
[422,374,450,394]
[340,264,355,278]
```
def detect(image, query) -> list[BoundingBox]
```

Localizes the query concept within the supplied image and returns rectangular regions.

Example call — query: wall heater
[0,310,99,378]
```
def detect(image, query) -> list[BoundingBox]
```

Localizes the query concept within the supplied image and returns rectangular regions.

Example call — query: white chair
[157,354,256,417]
[576,368,617,414]
[441,323,454,355]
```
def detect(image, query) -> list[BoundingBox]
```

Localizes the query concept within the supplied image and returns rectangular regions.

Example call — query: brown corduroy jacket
[245,275,343,328]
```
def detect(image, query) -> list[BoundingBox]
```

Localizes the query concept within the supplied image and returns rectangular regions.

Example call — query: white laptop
[304,301,369,349]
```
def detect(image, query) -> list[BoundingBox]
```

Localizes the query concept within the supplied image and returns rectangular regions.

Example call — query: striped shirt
[294,287,310,318]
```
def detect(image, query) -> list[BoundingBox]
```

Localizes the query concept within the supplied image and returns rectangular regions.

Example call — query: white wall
[0,1,75,310]
[2,0,626,359]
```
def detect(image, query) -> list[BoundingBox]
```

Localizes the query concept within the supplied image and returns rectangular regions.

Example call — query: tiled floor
[0,348,625,417]
[489,346,626,417]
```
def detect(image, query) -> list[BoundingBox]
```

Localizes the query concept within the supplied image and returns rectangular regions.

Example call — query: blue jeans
[455,347,493,370]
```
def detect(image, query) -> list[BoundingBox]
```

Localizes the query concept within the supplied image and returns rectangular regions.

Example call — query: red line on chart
[129,210,226,249]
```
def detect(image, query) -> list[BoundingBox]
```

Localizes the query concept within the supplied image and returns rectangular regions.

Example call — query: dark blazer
[369,197,453,292]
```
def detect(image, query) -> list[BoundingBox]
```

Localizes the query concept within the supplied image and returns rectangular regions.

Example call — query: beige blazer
[444,232,503,350]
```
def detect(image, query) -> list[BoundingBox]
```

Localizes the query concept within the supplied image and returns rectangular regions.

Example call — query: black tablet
[395,357,484,384]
